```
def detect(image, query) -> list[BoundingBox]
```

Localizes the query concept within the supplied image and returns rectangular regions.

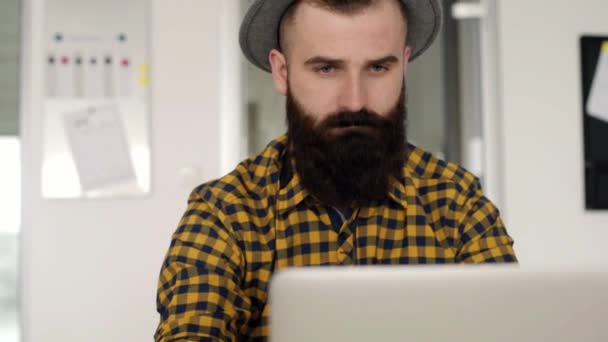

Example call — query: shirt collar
[276,149,311,215]
[387,174,409,210]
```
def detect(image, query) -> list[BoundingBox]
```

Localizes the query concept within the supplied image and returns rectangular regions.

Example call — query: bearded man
[155,0,517,341]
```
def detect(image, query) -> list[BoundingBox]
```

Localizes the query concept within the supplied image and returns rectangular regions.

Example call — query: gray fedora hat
[239,0,443,72]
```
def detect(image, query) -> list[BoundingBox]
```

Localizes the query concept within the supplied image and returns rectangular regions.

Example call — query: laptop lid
[269,266,608,342]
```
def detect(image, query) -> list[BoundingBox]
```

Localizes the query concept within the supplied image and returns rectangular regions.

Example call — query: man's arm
[454,179,518,263]
[155,190,251,341]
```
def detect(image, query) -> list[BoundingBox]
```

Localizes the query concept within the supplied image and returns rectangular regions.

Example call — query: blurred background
[2,0,608,341]
[1,0,21,340]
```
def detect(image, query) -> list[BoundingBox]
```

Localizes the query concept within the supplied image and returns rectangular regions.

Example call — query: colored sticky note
[138,64,149,87]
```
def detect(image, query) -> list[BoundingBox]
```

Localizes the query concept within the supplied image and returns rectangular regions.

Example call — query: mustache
[320,109,390,130]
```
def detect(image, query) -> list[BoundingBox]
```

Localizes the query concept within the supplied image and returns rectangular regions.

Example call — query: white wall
[21,0,237,340]
[496,0,608,267]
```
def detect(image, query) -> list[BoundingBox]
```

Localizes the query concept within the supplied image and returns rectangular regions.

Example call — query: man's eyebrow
[367,55,400,65]
[303,55,400,66]
[304,56,345,66]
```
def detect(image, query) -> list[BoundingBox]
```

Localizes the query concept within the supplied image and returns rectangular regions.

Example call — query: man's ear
[269,49,288,96]
[403,46,412,77]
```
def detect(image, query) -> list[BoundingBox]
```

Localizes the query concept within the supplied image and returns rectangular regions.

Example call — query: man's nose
[337,74,367,113]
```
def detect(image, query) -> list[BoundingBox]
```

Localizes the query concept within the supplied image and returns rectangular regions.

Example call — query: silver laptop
[269,266,608,342]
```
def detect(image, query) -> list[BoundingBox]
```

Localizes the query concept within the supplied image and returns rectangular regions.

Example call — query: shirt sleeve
[454,179,518,263]
[155,190,252,341]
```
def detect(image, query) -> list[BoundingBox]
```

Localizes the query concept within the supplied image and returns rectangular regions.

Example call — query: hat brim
[239,0,443,72]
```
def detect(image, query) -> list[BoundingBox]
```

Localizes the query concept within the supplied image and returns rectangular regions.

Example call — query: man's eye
[371,64,388,73]
[318,65,334,74]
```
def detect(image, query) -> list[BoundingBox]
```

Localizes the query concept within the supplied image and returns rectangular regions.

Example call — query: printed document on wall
[63,105,136,193]
[587,41,608,123]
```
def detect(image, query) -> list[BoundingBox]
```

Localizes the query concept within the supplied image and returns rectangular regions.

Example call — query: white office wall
[496,0,608,267]
[20,0,239,341]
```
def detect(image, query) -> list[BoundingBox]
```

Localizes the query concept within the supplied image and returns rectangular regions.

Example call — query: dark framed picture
[580,35,608,210]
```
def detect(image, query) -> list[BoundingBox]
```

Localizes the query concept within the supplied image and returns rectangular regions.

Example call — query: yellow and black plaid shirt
[155,134,517,342]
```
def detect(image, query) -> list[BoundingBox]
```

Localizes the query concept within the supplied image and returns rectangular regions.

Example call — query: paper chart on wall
[63,105,136,193]
[587,41,608,123]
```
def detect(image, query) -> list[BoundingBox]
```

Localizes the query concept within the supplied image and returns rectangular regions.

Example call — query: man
[155,0,517,341]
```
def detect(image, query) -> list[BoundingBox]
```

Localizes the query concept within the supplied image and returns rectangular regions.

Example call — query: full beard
[286,83,407,210]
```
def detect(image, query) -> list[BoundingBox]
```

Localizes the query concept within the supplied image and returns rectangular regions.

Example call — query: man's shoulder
[404,143,481,196]
[191,135,288,208]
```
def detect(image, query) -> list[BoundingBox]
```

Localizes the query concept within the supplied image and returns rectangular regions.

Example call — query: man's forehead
[284,0,407,56]
[285,0,404,25]
[291,0,378,13]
